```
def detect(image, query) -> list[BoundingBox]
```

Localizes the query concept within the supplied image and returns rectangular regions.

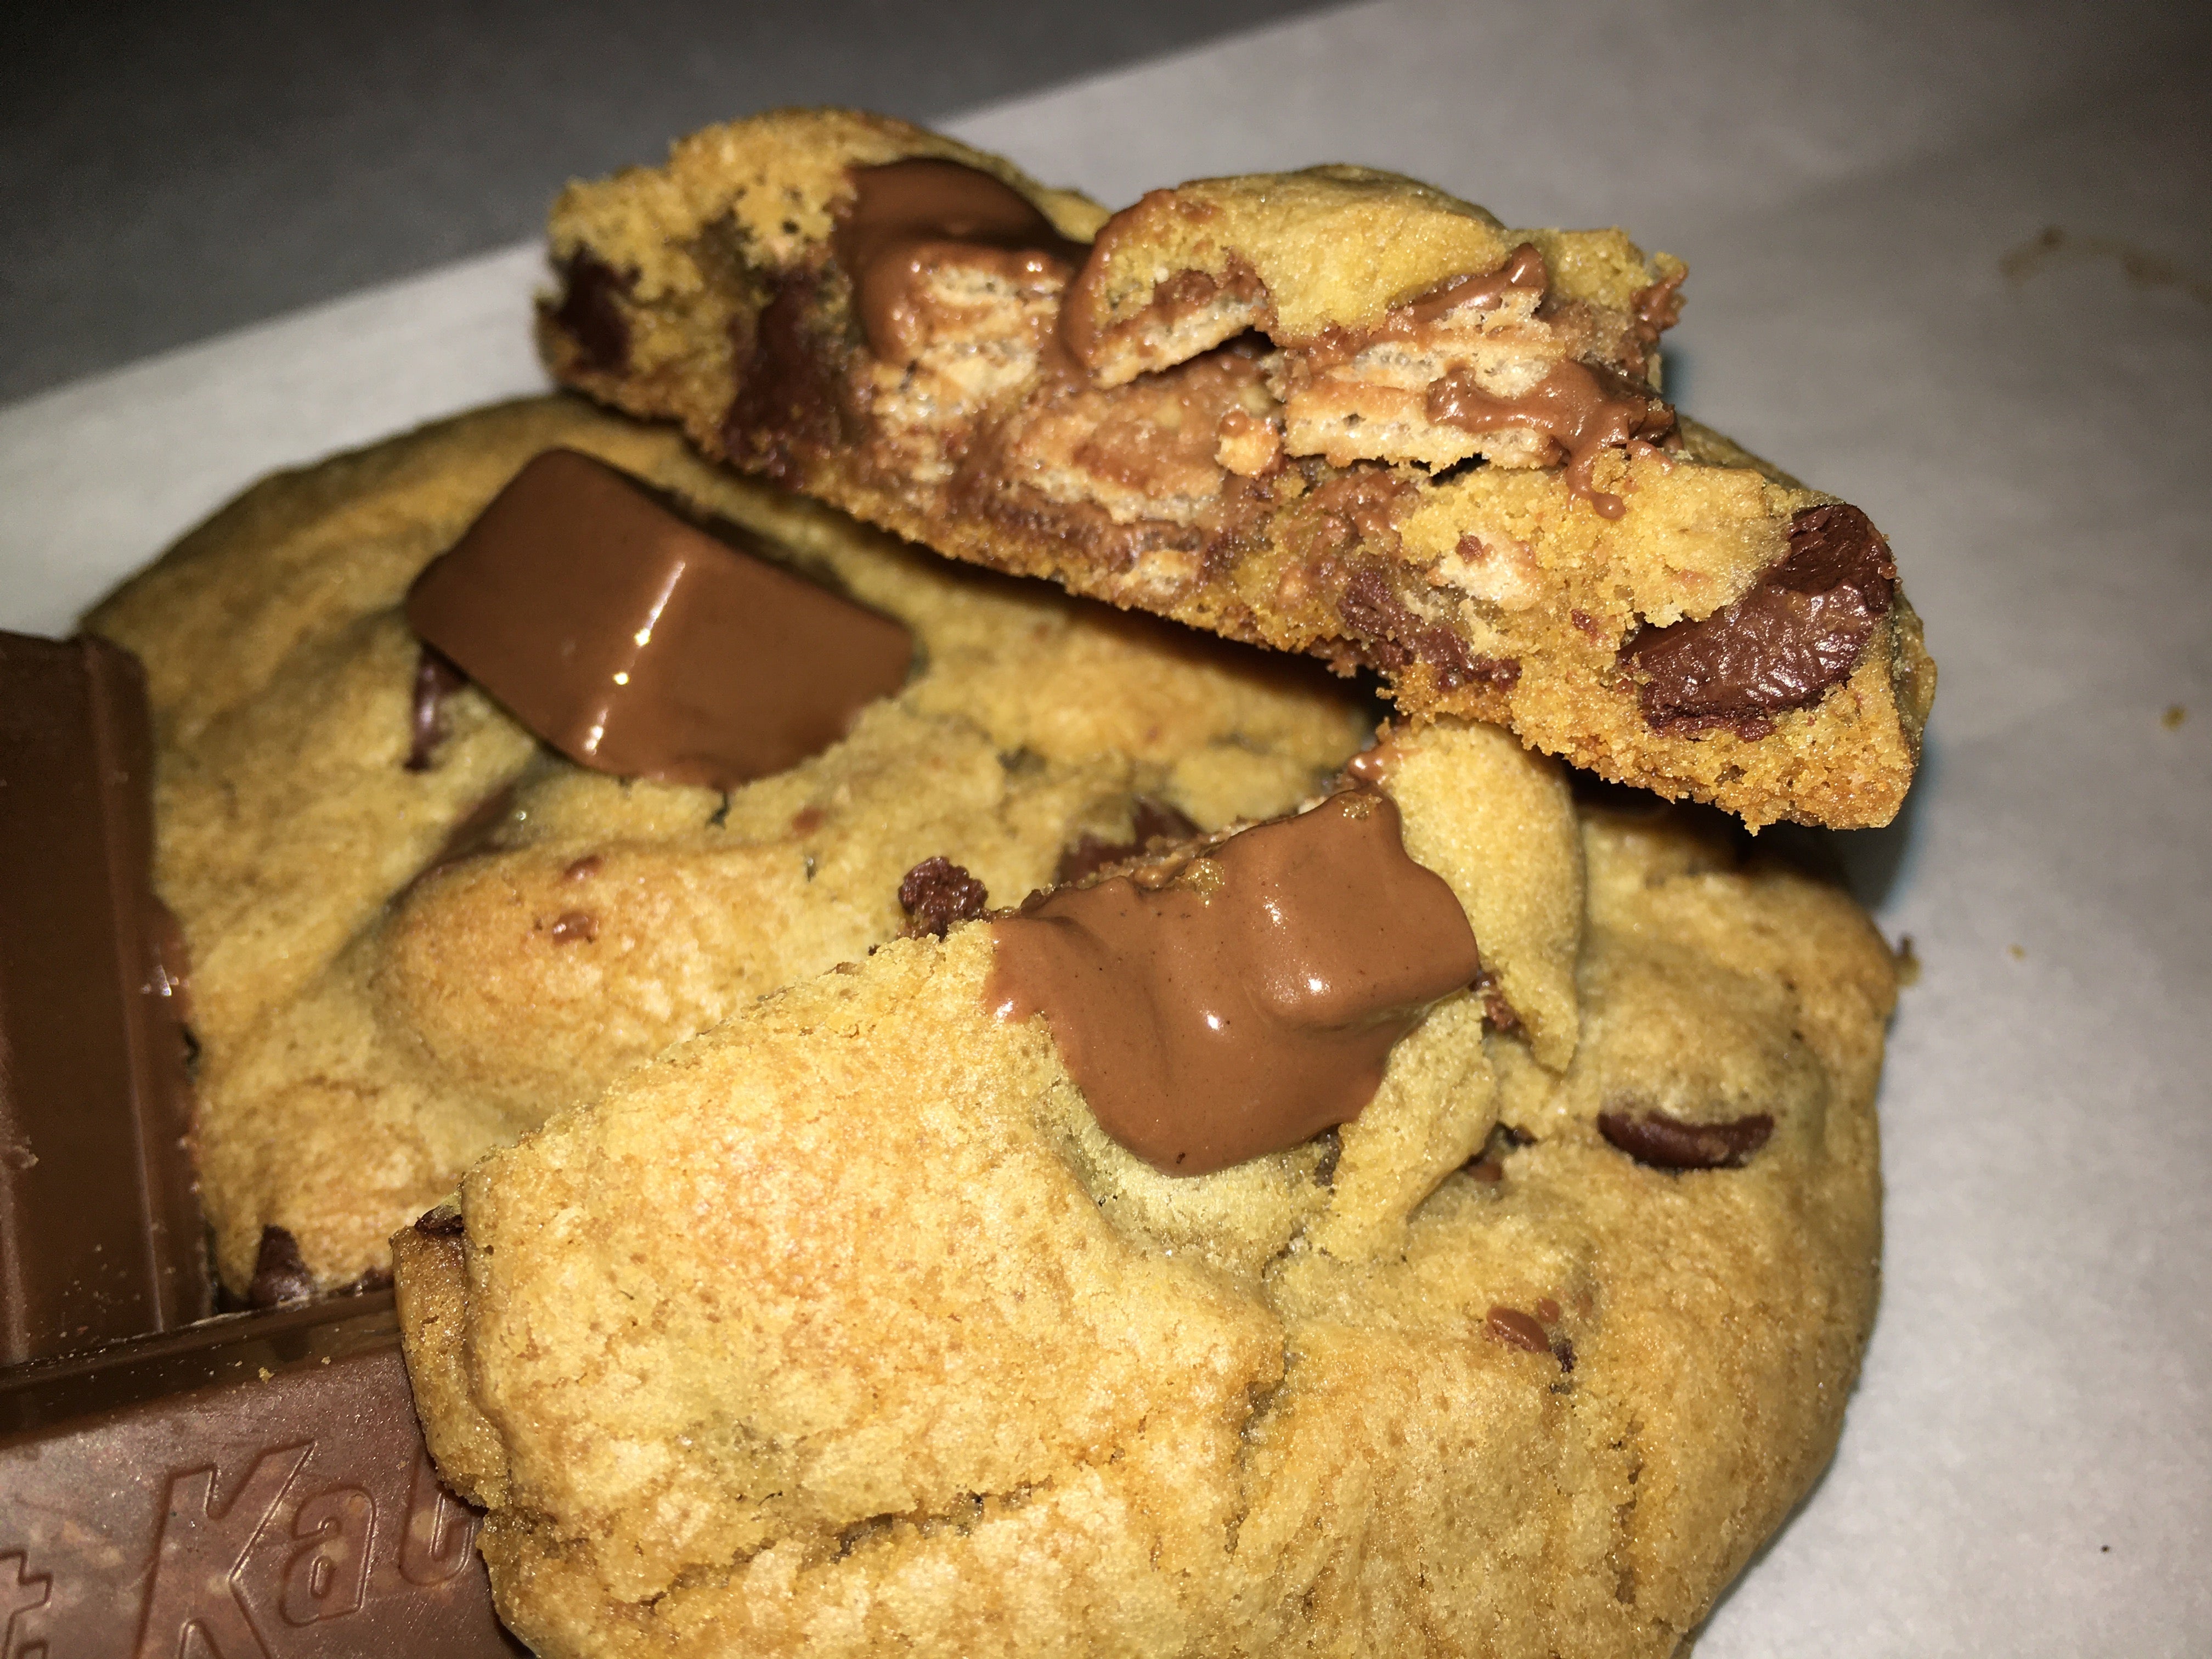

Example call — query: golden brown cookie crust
[397,728,1891,1657]
[538,109,1932,830]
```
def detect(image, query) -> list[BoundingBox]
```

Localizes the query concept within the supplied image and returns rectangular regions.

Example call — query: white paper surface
[4,3,2207,1650]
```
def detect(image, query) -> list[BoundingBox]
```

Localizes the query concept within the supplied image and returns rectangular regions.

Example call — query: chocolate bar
[0,631,209,1364]
[406,448,913,791]
[0,1289,521,1655]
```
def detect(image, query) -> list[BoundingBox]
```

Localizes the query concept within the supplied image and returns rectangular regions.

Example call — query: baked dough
[395,724,1891,1657]
[87,395,1370,1294]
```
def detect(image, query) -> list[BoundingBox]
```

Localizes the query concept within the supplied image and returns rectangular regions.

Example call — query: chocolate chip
[1621,503,1895,733]
[562,854,603,882]
[549,911,599,945]
[403,646,467,772]
[1485,1306,1551,1355]
[1598,1106,1774,1170]
[1472,963,1521,1032]
[247,1224,317,1309]
[550,252,635,373]
[1337,562,1519,693]
[1551,1336,1578,1372]
[414,1206,466,1238]
[899,856,988,939]
[723,272,850,482]
[1310,1127,1342,1188]
[1054,797,1203,884]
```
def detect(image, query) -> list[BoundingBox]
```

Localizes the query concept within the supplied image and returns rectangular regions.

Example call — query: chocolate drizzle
[1622,503,1896,734]
[988,790,1480,1176]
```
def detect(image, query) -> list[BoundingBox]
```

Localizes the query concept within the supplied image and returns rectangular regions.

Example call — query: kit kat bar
[0,631,210,1362]
[0,1289,523,1655]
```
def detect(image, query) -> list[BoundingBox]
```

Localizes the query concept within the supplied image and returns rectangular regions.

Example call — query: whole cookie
[87,396,1372,1295]
[394,719,1892,1657]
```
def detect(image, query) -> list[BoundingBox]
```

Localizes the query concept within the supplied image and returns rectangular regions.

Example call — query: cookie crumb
[2163,703,2187,729]
[2009,944,2026,961]
[1892,934,1921,986]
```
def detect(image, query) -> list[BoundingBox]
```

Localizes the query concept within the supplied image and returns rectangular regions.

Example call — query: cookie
[393,718,1892,1657]
[86,395,1370,1296]
[537,108,1933,830]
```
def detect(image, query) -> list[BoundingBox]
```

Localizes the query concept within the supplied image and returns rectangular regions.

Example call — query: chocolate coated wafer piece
[0,1290,521,1655]
[406,449,913,791]
[0,631,208,1364]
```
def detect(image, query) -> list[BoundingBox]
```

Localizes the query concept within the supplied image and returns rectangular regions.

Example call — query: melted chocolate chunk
[1053,797,1203,884]
[833,159,1085,366]
[899,856,989,939]
[414,1206,466,1238]
[1338,563,1520,693]
[247,1224,318,1309]
[550,251,635,373]
[1426,357,1675,520]
[988,790,1480,1177]
[1622,503,1895,733]
[403,646,467,772]
[1598,1107,1775,1170]
[407,449,912,791]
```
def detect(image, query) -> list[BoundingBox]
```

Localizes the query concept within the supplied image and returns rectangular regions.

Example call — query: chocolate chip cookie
[87,394,1370,1296]
[394,717,1892,1657]
[536,108,1933,830]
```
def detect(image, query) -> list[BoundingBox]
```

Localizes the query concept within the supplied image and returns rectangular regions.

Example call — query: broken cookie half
[539,108,1933,829]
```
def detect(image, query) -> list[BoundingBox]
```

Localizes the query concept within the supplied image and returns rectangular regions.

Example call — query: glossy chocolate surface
[0,631,208,1365]
[834,159,1086,365]
[405,449,912,791]
[0,1290,521,1655]
[1623,502,1896,732]
[989,790,1480,1176]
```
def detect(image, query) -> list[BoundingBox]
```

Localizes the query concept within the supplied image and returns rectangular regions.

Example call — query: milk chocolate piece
[0,632,208,1364]
[988,790,1481,1176]
[0,1291,522,1656]
[1623,503,1896,732]
[834,159,1087,366]
[1598,1107,1775,1170]
[405,450,913,791]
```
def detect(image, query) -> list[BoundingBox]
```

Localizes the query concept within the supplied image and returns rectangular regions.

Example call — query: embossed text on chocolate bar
[988,789,1480,1175]
[406,449,913,791]
[0,632,208,1364]
[0,1291,521,1656]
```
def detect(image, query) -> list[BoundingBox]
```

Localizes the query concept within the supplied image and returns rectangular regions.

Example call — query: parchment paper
[4,3,2206,1650]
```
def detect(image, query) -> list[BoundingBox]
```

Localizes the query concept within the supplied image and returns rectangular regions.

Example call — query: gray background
[0,0,1331,402]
